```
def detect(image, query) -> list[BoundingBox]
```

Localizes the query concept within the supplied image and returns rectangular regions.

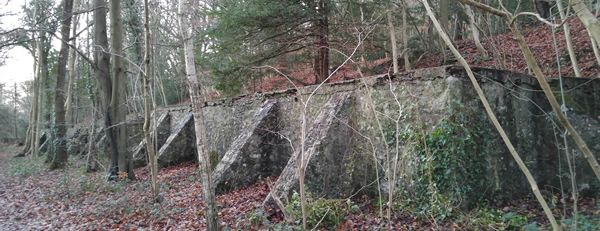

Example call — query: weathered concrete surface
[211,100,283,193]
[156,111,196,167]
[128,65,600,201]
[448,66,600,197]
[132,111,171,168]
[266,91,356,204]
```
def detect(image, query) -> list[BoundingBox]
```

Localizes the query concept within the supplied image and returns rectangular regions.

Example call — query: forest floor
[251,16,599,93]
[3,13,600,231]
[1,145,598,230]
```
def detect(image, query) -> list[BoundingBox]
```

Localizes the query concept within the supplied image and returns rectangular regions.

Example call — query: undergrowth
[4,154,46,178]
[284,189,359,230]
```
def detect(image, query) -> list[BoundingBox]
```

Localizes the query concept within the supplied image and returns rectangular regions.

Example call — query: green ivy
[394,100,494,219]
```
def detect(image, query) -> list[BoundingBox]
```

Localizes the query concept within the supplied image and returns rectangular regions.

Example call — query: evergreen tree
[207,0,335,94]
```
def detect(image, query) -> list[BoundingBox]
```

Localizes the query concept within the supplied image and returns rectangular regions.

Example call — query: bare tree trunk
[50,0,75,169]
[441,0,449,31]
[422,1,561,230]
[65,0,80,126]
[13,83,18,141]
[110,0,135,179]
[93,0,117,177]
[143,0,159,202]
[21,16,40,157]
[402,2,411,71]
[33,31,47,158]
[178,0,218,229]
[589,2,600,67]
[556,0,581,77]
[387,10,399,74]
[314,0,329,84]
[572,0,600,48]
[464,4,488,58]
[21,89,34,156]
[158,75,168,106]
[86,99,99,172]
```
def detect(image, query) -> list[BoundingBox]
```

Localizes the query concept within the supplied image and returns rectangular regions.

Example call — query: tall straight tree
[13,83,18,140]
[110,0,135,179]
[64,0,80,125]
[401,1,410,71]
[25,0,54,158]
[50,0,75,169]
[314,0,329,84]
[20,45,35,156]
[179,0,218,229]
[33,30,47,158]
[143,0,159,201]
[92,0,119,177]
[387,8,398,74]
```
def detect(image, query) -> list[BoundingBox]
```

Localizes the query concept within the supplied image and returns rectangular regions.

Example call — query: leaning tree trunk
[50,0,75,169]
[421,1,561,230]
[178,0,218,229]
[464,4,488,59]
[555,0,581,77]
[572,0,600,48]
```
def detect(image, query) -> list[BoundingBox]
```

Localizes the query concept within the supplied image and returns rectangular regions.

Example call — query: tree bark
[556,0,581,77]
[387,10,399,74]
[572,0,600,48]
[65,0,80,126]
[402,2,411,71]
[13,83,18,141]
[143,0,159,201]
[86,99,99,172]
[50,0,75,169]
[588,2,600,67]
[21,3,41,157]
[93,0,117,177]
[464,4,488,59]
[110,0,135,179]
[422,1,561,230]
[33,31,47,158]
[43,31,54,162]
[314,0,329,84]
[178,0,219,229]
[441,0,448,31]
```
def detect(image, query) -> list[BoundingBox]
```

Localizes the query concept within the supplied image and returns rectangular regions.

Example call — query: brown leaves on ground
[0,146,598,230]
[250,15,599,94]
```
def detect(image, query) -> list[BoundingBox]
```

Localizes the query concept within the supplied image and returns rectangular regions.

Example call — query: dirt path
[0,145,26,230]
